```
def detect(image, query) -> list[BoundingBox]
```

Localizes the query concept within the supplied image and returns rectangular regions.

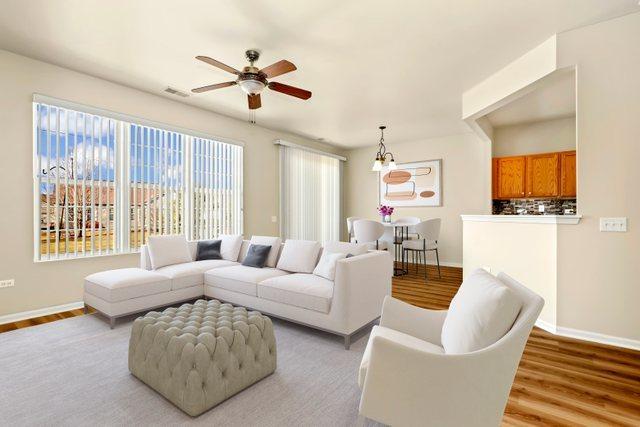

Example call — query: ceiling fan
[191,49,312,110]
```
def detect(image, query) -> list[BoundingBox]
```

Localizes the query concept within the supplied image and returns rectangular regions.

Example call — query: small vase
[383,215,391,223]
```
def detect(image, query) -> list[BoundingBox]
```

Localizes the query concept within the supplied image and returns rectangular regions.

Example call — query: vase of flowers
[377,205,394,223]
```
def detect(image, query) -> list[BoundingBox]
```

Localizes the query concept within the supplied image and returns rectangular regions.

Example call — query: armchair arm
[333,251,393,333]
[360,334,517,427]
[379,296,447,346]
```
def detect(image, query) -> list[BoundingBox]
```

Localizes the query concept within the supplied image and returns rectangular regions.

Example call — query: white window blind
[279,144,341,242]
[34,99,243,261]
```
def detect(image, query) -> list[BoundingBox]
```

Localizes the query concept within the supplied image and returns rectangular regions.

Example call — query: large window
[34,98,243,261]
[279,141,343,242]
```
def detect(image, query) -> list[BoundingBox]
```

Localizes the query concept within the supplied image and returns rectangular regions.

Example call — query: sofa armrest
[380,296,447,346]
[333,251,393,333]
[140,245,152,270]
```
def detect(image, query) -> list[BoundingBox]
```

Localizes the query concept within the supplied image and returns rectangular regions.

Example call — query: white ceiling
[0,1,637,148]
[487,69,576,128]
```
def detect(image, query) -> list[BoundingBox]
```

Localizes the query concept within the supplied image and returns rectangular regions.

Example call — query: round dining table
[380,221,411,276]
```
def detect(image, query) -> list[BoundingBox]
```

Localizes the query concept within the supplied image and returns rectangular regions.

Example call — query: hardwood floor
[1,265,639,425]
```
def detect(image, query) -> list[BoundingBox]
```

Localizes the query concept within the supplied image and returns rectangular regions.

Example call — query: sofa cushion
[84,268,171,302]
[195,239,222,261]
[205,265,289,296]
[276,239,321,273]
[441,268,522,354]
[147,235,192,270]
[250,236,282,267]
[313,251,347,281]
[258,273,333,313]
[242,244,272,268]
[219,234,243,261]
[155,260,238,290]
[322,241,368,256]
[358,325,444,388]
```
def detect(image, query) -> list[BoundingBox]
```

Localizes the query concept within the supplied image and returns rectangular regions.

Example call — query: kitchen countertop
[460,214,582,224]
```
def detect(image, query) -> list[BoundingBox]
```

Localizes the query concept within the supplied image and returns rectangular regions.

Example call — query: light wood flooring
[1,265,639,425]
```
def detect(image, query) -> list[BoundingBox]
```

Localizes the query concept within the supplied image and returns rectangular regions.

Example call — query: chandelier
[371,125,397,171]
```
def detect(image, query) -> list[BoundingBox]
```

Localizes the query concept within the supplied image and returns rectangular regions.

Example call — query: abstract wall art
[379,159,442,207]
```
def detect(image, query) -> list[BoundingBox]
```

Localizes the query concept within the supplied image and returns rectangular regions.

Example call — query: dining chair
[346,216,362,243]
[353,219,388,250]
[402,218,441,280]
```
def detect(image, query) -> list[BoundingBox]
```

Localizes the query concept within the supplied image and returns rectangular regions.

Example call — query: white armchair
[358,271,544,427]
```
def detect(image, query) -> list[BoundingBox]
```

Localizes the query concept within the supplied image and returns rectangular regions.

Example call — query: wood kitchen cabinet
[492,150,576,199]
[496,156,526,198]
[560,151,577,197]
[526,152,559,197]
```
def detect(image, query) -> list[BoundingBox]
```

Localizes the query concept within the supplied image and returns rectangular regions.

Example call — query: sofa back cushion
[276,239,322,273]
[441,269,522,354]
[322,241,368,256]
[250,236,282,267]
[147,235,192,270]
[241,244,272,268]
[219,234,243,261]
[313,251,347,281]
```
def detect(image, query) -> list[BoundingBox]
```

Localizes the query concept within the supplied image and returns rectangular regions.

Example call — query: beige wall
[555,13,640,341]
[492,117,576,157]
[344,133,491,266]
[463,220,557,326]
[0,49,344,317]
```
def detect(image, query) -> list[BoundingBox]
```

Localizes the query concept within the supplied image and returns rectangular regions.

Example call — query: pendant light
[371,125,396,171]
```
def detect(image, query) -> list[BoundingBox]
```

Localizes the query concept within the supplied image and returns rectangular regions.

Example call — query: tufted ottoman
[128,299,277,416]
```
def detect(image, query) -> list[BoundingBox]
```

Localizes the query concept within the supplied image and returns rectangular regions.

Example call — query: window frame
[32,94,244,262]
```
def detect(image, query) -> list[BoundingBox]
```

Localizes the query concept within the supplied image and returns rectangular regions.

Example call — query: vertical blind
[280,145,341,242]
[34,100,243,261]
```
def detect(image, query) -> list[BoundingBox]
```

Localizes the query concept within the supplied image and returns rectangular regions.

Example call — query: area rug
[0,313,379,426]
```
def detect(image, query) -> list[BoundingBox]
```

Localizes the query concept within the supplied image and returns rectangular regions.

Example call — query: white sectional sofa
[84,236,393,348]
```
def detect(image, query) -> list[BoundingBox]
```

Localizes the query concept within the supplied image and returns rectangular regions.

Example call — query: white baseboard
[536,319,640,351]
[397,259,463,268]
[0,301,84,325]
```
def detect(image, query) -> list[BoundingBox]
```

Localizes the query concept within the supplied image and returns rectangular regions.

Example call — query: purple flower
[377,205,394,216]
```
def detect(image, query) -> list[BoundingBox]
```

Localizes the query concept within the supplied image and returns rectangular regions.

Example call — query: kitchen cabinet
[526,152,559,197]
[492,150,576,199]
[560,151,577,197]
[497,156,526,198]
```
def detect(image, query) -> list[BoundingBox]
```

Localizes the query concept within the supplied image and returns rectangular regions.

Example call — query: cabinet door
[492,158,499,199]
[560,150,577,197]
[497,156,526,198]
[526,153,559,197]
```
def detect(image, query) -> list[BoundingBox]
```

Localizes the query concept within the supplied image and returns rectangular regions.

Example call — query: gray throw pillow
[242,244,272,268]
[196,240,222,261]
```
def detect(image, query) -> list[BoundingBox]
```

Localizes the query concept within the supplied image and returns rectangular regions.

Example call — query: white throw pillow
[147,235,191,270]
[276,239,322,273]
[219,234,243,261]
[441,268,522,354]
[313,251,347,281]
[322,241,368,256]
[250,236,282,268]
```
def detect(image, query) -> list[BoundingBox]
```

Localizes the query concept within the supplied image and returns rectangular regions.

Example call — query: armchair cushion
[441,268,522,354]
[359,325,444,388]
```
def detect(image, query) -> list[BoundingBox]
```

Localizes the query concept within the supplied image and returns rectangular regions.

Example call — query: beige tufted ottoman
[128,299,277,416]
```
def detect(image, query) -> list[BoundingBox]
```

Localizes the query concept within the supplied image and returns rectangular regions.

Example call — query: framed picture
[379,159,442,207]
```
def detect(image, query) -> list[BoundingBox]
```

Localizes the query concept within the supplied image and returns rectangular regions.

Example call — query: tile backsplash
[493,198,577,215]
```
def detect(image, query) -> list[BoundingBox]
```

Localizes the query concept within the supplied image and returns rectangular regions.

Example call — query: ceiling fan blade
[260,60,297,78]
[268,82,312,100]
[248,94,262,110]
[195,56,241,75]
[191,81,237,93]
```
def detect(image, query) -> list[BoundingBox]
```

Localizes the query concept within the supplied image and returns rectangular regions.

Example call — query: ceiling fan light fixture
[238,79,266,95]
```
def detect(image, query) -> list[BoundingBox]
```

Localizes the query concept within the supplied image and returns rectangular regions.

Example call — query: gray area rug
[0,312,381,426]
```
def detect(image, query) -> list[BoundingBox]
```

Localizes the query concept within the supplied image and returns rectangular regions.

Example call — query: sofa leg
[109,317,116,329]
[344,334,351,350]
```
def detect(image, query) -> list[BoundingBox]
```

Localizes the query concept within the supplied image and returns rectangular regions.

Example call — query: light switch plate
[599,217,627,232]
[0,279,14,288]
[271,216,277,223]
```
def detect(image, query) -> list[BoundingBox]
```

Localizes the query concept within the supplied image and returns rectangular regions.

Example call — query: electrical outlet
[0,279,14,288]
[599,217,627,232]
[538,204,545,213]
[271,216,278,223]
